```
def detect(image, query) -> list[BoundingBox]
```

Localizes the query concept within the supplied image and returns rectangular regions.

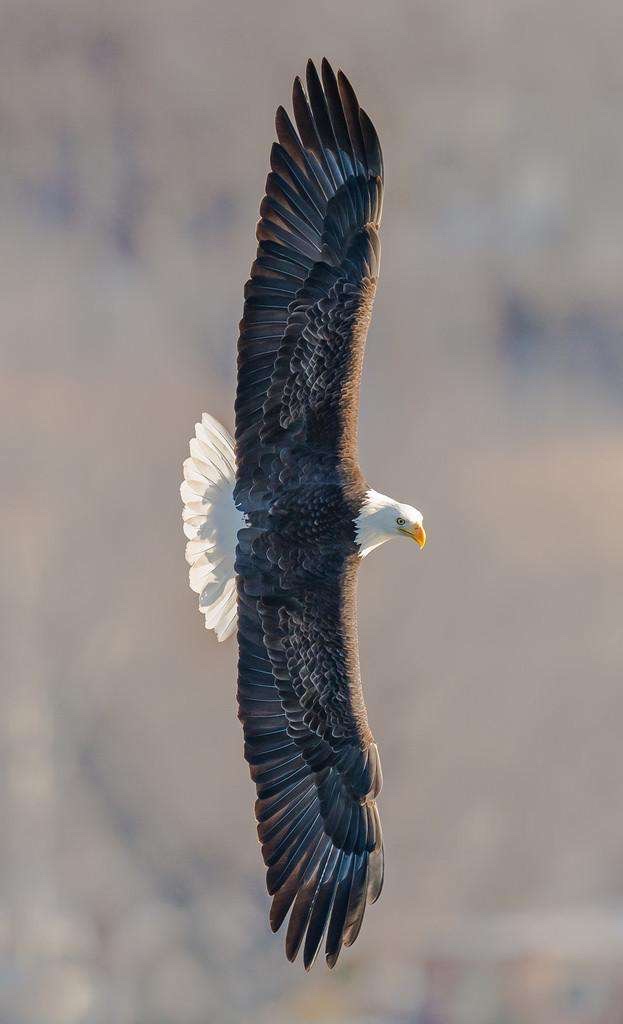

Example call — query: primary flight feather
[181,59,426,969]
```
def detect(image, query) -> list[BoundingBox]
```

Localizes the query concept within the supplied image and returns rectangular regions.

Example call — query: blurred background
[2,1,623,1021]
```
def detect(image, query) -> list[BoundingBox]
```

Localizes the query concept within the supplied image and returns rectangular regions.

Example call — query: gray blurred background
[2,1,623,1021]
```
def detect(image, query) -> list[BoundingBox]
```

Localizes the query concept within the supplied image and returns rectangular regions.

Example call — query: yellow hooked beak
[400,522,427,549]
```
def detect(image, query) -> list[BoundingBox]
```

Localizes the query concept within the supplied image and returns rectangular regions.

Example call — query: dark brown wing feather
[235,60,385,969]
[235,58,383,494]
[237,556,384,970]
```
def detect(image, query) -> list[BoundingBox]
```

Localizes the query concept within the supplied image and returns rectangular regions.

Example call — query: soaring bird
[181,59,426,969]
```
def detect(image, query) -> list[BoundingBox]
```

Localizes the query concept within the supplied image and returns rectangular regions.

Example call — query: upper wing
[237,547,384,970]
[235,58,383,503]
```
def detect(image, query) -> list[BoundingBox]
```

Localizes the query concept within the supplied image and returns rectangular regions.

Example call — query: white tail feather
[181,413,244,641]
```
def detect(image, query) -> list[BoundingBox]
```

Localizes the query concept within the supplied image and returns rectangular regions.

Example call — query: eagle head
[354,490,426,558]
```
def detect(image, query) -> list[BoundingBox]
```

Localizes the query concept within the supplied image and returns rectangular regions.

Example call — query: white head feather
[354,489,425,558]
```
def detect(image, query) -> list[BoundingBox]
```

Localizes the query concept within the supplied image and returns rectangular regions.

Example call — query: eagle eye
[396,517,406,526]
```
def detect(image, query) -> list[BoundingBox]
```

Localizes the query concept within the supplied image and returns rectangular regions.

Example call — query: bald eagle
[181,60,426,969]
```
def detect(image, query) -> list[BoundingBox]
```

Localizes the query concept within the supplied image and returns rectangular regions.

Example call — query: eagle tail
[181,413,244,641]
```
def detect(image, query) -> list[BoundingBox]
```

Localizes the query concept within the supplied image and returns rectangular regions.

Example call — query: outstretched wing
[235,58,383,502]
[235,60,385,968]
[237,549,384,970]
